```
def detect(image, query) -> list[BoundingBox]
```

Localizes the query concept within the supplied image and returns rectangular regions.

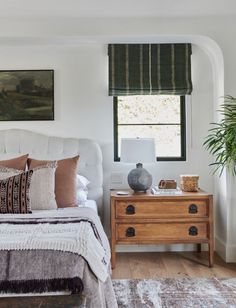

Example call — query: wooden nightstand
[110,189,214,269]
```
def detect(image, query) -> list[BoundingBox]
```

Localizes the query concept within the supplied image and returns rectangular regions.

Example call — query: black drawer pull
[126,204,135,215]
[126,227,135,237]
[189,226,198,236]
[189,204,198,214]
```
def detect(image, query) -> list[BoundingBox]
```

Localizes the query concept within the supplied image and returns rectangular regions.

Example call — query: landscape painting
[0,70,54,121]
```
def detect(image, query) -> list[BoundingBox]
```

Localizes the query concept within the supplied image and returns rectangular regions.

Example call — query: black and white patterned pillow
[0,170,33,214]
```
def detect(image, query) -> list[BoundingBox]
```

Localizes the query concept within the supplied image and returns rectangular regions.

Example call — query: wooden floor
[112,251,236,279]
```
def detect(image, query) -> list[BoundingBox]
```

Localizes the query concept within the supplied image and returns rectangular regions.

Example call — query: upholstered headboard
[0,129,103,214]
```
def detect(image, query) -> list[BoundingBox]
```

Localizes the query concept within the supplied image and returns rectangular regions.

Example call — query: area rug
[112,278,236,307]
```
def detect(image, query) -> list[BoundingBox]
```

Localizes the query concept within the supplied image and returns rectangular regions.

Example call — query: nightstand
[110,189,214,269]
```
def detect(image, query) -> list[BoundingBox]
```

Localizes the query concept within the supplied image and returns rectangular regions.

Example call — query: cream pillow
[0,167,22,179]
[27,156,79,208]
[29,162,57,210]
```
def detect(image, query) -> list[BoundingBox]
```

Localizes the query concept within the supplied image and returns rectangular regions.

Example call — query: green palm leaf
[204,96,236,176]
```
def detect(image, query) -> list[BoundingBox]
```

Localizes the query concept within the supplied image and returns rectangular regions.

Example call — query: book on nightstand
[151,186,182,195]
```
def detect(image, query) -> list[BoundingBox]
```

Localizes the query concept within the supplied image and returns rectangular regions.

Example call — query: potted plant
[204,95,236,176]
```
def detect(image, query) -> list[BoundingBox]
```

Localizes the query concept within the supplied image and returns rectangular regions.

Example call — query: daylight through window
[114,95,186,161]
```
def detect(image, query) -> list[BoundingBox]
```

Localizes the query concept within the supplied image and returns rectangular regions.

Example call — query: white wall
[0,45,110,142]
[0,16,236,257]
[0,42,214,245]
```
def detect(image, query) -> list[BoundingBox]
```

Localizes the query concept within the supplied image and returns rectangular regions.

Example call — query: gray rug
[112,278,236,307]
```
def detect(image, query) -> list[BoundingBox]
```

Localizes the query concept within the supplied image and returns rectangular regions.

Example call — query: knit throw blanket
[0,208,110,283]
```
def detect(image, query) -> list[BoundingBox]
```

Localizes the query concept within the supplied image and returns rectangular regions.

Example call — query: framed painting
[0,70,54,121]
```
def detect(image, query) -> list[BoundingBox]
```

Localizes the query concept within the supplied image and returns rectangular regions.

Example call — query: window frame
[113,95,186,162]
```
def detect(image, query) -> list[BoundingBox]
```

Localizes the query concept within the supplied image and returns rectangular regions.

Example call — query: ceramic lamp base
[127,163,152,192]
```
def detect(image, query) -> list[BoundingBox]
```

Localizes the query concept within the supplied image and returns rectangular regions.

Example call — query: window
[114,95,186,161]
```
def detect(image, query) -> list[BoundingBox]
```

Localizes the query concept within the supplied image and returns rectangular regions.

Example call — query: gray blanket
[0,250,117,307]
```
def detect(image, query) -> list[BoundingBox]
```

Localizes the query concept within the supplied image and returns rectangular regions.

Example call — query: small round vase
[128,163,152,192]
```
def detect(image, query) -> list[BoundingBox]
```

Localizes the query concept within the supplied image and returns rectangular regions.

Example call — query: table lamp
[120,138,156,192]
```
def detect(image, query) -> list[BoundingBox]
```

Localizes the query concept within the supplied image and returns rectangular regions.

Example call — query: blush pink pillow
[0,154,28,170]
[27,155,79,208]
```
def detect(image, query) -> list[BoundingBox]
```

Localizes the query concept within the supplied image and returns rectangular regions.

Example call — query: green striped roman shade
[108,43,193,96]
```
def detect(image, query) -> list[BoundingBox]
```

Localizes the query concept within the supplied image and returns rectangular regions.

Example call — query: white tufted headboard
[0,129,103,215]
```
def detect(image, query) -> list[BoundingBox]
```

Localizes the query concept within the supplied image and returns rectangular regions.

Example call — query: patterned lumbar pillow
[0,170,33,214]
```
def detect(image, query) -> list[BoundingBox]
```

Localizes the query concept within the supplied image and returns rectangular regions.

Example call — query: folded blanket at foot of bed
[0,250,117,307]
[0,208,118,307]
[0,208,110,283]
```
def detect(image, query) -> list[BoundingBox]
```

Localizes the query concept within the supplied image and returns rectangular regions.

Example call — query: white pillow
[29,162,57,210]
[77,174,90,191]
[76,174,90,205]
[77,189,88,205]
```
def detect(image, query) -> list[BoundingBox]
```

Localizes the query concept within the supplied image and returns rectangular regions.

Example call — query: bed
[0,129,117,307]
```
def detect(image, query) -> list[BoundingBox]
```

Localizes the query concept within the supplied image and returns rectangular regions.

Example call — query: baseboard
[116,243,203,253]
[215,236,236,262]
[226,244,236,262]
[215,236,226,261]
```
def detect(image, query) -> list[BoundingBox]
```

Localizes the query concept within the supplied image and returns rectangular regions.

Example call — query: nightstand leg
[208,242,214,267]
[111,242,116,269]
[197,243,201,252]
[208,195,214,267]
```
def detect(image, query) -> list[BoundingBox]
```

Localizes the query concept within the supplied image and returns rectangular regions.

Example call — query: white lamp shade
[120,138,156,163]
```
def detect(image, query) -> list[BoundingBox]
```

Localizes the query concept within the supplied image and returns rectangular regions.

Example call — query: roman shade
[108,43,193,96]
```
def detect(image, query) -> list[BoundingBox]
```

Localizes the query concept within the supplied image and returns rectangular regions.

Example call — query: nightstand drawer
[115,200,208,219]
[116,222,208,242]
